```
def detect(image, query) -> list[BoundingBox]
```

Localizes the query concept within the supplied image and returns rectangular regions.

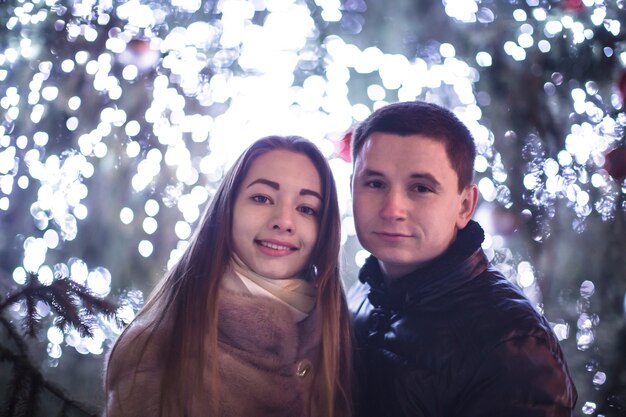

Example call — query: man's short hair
[351,101,477,191]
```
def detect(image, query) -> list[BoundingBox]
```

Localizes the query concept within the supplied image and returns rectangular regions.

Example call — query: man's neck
[379,260,420,285]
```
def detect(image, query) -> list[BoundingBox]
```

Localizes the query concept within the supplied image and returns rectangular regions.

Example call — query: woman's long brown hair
[105,135,352,417]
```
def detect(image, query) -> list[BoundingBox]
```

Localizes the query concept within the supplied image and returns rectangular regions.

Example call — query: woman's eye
[251,195,271,204]
[298,206,318,217]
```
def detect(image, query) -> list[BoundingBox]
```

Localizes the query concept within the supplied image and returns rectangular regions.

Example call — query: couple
[104,101,577,417]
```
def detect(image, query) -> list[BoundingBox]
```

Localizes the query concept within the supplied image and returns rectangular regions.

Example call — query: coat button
[296,359,312,378]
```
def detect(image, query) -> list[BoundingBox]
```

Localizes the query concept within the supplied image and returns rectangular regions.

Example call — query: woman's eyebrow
[247,178,322,200]
[301,189,322,200]
[247,178,279,189]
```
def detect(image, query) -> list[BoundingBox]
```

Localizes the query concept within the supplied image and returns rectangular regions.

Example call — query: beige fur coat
[104,283,322,417]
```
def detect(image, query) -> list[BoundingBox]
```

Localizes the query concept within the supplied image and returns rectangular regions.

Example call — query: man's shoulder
[460,268,556,340]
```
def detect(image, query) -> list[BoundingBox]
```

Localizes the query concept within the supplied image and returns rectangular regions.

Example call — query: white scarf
[227,254,317,322]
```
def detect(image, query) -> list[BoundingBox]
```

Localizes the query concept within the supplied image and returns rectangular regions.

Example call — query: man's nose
[379,189,408,221]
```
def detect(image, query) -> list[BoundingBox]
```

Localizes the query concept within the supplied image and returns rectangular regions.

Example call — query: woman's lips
[255,239,298,255]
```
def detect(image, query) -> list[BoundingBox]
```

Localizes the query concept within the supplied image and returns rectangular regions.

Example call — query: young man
[348,101,577,417]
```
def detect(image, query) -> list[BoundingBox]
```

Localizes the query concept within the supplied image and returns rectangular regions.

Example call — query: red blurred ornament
[334,130,353,162]
[128,38,151,54]
[562,0,583,11]
[604,146,626,180]
[118,38,161,73]
[618,70,626,106]
[492,206,521,236]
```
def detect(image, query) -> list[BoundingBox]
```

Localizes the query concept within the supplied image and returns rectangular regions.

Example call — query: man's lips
[373,232,413,241]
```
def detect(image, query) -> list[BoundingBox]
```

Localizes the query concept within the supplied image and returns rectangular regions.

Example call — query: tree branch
[0,345,98,417]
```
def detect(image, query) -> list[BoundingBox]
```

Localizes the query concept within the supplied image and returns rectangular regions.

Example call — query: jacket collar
[359,220,489,310]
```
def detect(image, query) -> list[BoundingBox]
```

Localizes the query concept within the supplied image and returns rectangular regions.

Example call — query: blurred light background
[0,0,625,415]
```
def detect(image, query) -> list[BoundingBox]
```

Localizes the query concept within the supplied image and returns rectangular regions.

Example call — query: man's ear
[349,174,353,195]
[456,184,478,229]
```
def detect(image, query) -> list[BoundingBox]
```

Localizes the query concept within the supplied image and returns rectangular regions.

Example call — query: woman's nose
[270,204,294,233]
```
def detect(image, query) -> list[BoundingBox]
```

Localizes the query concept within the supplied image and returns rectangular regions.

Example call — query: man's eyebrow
[362,169,384,177]
[409,172,441,188]
[247,178,279,190]
[247,178,322,200]
[363,169,442,188]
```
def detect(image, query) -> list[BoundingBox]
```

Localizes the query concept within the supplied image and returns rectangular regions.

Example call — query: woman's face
[232,149,322,279]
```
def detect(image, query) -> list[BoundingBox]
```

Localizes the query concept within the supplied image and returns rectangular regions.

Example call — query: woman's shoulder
[105,318,165,385]
[104,319,165,417]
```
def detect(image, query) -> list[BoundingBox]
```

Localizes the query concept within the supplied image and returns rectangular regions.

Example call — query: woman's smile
[255,239,299,254]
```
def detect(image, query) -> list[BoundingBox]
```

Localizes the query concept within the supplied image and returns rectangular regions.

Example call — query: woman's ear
[306,264,318,281]
[456,184,478,229]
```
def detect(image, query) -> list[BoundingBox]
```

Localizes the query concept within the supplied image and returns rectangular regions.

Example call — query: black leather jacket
[348,221,577,417]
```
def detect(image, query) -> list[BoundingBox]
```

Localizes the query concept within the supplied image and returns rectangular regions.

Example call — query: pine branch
[0,272,122,416]
[25,369,40,417]
[6,370,40,417]
[0,272,121,338]
[0,291,25,314]
[1,362,28,417]
[50,278,121,336]
[0,316,29,354]
[0,345,98,417]
[55,401,69,417]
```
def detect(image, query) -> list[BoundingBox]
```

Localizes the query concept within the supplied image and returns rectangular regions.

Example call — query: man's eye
[298,206,318,217]
[414,185,432,193]
[365,180,384,188]
[251,195,271,204]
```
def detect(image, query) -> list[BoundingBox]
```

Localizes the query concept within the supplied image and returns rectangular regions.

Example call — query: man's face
[352,133,477,279]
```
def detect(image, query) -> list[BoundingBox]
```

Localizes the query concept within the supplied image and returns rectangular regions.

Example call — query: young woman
[104,136,353,417]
